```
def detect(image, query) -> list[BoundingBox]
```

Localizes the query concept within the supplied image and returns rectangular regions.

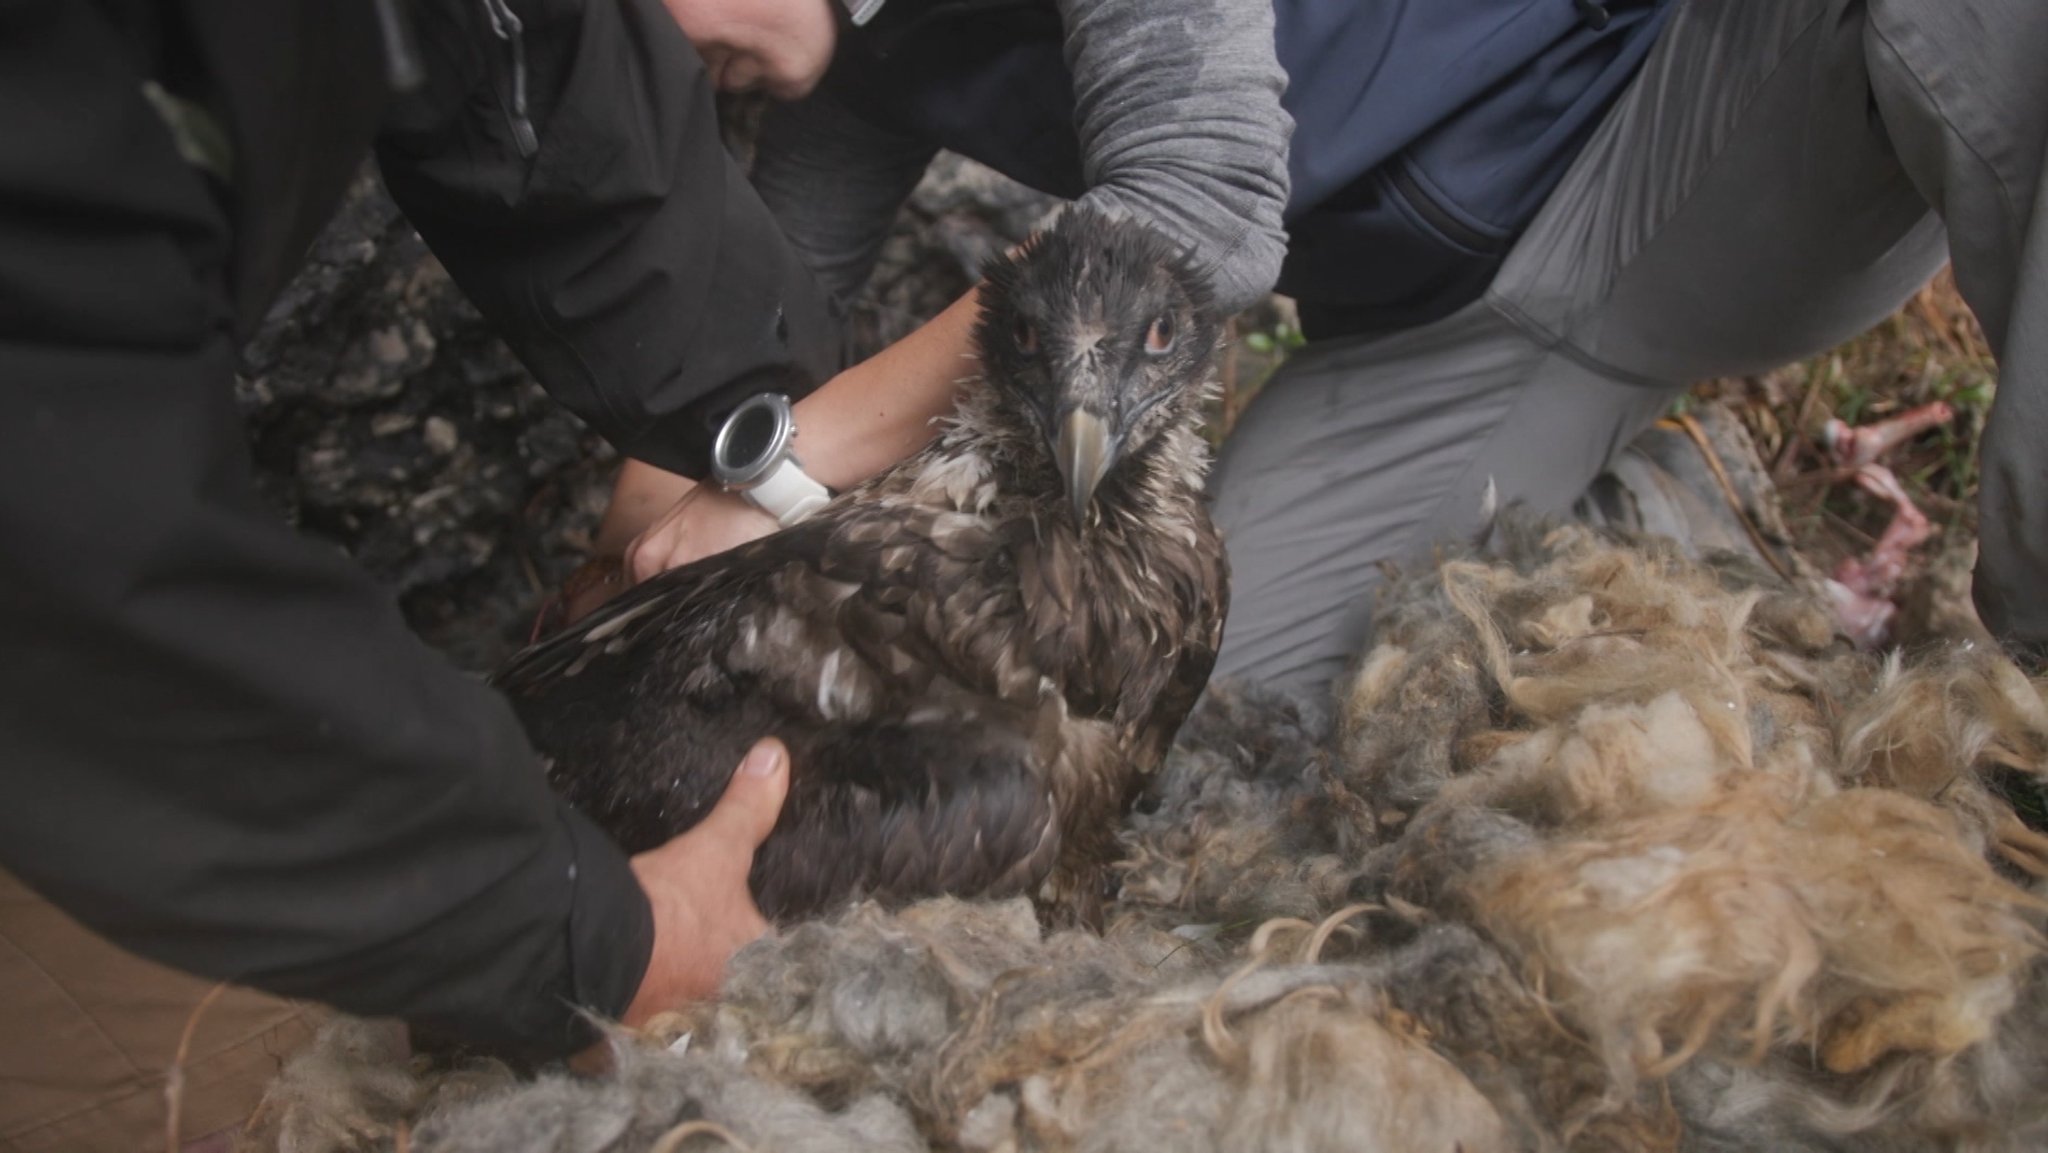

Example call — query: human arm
[601,0,1295,578]
[623,740,789,1025]
[373,0,842,480]
[0,0,787,1058]
[610,287,984,580]
[1055,0,1293,316]
[0,89,647,1064]
[591,79,963,578]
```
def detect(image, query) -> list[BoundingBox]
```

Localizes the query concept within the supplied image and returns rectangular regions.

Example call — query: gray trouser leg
[1866,0,2048,655]
[1211,0,1980,693]
[1209,301,1678,690]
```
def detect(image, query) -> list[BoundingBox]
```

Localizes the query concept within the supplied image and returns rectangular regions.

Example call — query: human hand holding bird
[620,737,790,1026]
[568,736,787,1072]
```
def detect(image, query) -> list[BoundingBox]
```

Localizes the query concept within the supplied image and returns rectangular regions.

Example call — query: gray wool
[412,1052,923,1153]
[234,1019,454,1153]
[242,522,2048,1153]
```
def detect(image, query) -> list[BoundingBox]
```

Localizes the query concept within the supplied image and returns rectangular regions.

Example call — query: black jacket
[0,0,836,1056]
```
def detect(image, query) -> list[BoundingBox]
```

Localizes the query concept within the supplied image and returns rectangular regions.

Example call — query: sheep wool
[238,525,2048,1153]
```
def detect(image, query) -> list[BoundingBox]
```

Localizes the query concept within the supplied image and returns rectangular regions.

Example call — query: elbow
[1203,223,1289,317]
[1077,176,1290,318]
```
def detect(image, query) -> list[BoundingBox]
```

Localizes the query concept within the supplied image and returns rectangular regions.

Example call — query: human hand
[622,481,779,584]
[620,738,790,1027]
[594,459,696,556]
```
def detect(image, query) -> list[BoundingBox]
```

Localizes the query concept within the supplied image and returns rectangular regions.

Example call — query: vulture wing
[492,491,1069,918]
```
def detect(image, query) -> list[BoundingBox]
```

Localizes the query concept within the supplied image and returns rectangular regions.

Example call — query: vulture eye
[1144,315,1176,356]
[1013,317,1039,355]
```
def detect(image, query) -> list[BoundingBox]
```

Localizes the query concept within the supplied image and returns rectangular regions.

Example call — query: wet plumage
[492,211,1228,919]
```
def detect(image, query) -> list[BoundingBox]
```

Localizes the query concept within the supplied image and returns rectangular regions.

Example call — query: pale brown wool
[242,525,2048,1153]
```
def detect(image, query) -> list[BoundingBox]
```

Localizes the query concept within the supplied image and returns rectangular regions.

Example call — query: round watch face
[713,393,795,487]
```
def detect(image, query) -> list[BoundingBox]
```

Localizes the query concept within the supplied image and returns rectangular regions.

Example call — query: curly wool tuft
[241,525,2048,1153]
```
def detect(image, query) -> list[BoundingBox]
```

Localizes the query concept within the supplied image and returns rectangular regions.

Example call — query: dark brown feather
[492,210,1228,920]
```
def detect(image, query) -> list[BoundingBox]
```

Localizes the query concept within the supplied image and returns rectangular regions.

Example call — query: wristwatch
[710,392,834,527]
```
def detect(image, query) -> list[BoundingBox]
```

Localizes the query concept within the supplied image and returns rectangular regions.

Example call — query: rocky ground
[237,154,1054,671]
[237,170,614,671]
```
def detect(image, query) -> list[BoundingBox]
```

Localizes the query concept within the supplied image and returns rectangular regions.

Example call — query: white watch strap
[841,0,886,26]
[744,457,833,527]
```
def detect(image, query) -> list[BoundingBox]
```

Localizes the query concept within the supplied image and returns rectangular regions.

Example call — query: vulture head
[973,211,1222,521]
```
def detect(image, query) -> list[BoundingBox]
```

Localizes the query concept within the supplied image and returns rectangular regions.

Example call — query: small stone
[411,485,458,512]
[304,446,348,476]
[370,412,417,437]
[424,416,459,455]
[367,325,411,366]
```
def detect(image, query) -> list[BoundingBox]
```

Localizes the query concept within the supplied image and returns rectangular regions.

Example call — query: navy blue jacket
[826,0,1675,336]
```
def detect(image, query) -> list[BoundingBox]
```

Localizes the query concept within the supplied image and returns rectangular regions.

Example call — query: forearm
[0,20,650,1050]
[790,285,982,489]
[600,286,981,552]
[1058,0,1291,314]
[0,338,652,1058]
[377,0,841,479]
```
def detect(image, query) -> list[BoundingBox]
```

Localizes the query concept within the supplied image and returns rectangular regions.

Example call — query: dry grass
[1692,267,1997,575]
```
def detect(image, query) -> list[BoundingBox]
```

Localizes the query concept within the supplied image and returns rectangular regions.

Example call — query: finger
[694,738,791,851]
[626,527,667,585]
[622,530,648,585]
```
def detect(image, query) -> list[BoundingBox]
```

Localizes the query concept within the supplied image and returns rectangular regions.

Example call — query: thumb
[697,738,791,850]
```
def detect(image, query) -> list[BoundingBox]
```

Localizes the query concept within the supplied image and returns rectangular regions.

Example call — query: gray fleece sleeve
[1057,0,1293,315]
[752,0,1292,318]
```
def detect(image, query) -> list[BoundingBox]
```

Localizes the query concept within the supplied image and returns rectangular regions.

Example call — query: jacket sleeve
[0,0,648,1058]
[1056,0,1293,315]
[751,91,940,312]
[375,0,842,479]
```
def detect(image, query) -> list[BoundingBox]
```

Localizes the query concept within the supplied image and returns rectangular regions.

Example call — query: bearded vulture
[493,210,1228,921]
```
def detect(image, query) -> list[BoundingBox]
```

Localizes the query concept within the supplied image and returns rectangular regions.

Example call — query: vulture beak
[1055,407,1116,520]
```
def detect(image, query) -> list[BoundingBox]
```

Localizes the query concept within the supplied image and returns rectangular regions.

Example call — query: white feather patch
[582,598,659,642]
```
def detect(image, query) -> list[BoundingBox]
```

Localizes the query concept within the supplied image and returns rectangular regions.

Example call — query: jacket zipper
[478,0,540,158]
